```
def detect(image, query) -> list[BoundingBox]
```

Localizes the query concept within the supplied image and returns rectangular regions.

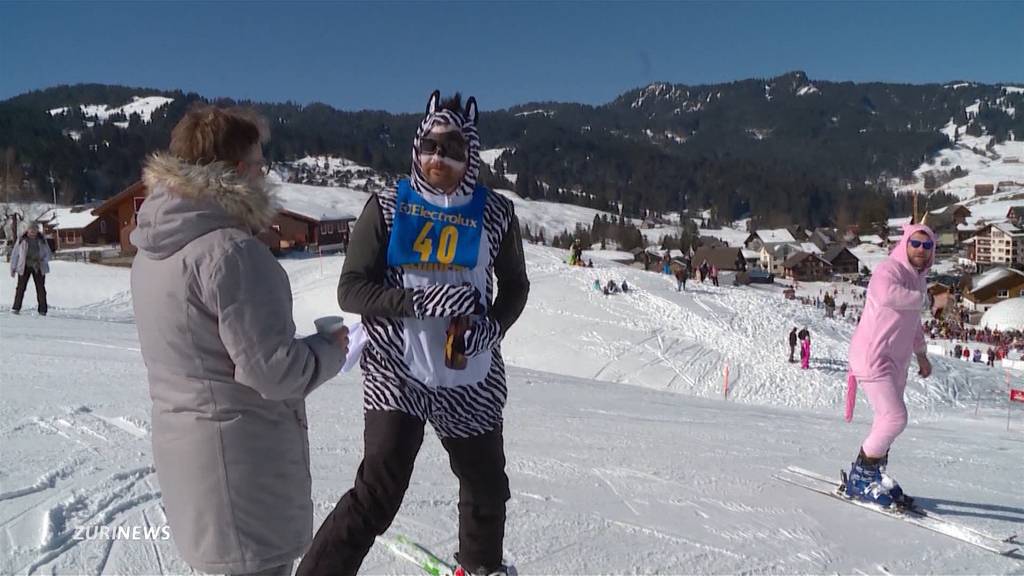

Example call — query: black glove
[464,316,502,357]
[412,283,481,319]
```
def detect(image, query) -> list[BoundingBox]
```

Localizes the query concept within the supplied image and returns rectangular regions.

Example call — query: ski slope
[900,133,1024,202]
[1,247,1022,575]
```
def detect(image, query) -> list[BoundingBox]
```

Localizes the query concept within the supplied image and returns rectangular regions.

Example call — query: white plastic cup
[314,316,345,336]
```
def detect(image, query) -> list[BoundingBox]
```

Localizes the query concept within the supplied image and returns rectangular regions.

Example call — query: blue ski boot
[843,449,904,508]
[876,451,911,507]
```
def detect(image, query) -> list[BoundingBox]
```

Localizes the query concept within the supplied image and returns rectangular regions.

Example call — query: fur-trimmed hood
[131,153,278,260]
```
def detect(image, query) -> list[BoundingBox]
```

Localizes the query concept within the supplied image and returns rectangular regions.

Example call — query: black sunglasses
[908,239,934,250]
[420,134,467,162]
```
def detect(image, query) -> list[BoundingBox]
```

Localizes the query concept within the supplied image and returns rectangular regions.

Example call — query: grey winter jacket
[9,234,51,276]
[130,154,345,574]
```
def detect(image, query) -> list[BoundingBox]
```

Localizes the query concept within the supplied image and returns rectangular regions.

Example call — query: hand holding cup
[314,316,349,355]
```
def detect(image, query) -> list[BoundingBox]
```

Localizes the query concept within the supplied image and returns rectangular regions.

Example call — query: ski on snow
[775,466,1020,556]
[379,533,456,576]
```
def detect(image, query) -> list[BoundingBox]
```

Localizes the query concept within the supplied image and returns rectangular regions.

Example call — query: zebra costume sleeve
[336,196,418,318]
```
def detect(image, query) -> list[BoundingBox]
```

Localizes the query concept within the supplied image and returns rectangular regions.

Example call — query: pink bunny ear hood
[892,223,936,277]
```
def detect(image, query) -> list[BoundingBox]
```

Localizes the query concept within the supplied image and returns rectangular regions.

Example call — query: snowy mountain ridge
[48,96,174,127]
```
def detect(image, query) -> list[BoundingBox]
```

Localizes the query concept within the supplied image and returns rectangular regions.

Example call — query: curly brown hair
[169,105,269,165]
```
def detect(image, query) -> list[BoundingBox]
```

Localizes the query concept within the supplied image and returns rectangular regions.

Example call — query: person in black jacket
[9,223,52,315]
[788,327,798,363]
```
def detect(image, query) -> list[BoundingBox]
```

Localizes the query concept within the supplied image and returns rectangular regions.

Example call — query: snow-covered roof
[782,251,827,268]
[41,207,98,230]
[972,267,1024,293]
[697,227,749,247]
[799,242,822,254]
[929,203,971,217]
[645,247,685,259]
[274,181,368,222]
[991,222,1024,236]
[859,235,885,245]
[741,249,760,259]
[980,298,1024,331]
[754,228,796,244]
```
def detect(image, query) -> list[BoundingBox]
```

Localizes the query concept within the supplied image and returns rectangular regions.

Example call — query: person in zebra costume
[297,92,529,576]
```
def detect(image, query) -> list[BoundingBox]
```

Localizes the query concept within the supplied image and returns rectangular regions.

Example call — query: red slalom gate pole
[1006,366,1022,432]
[723,363,730,400]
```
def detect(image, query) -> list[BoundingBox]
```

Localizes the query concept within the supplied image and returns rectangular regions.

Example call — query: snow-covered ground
[1,246,1022,575]
[899,132,1024,202]
[492,189,616,240]
[958,186,1024,223]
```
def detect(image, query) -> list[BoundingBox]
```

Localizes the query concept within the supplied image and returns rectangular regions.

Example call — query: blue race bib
[387,180,487,270]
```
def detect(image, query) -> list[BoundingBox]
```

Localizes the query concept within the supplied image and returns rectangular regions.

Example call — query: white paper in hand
[342,322,367,373]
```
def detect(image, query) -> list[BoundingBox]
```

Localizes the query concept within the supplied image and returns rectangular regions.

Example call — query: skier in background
[9,222,51,316]
[674,264,688,292]
[800,331,811,369]
[568,238,582,266]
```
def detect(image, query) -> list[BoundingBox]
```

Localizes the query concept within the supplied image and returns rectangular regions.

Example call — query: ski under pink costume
[845,224,934,457]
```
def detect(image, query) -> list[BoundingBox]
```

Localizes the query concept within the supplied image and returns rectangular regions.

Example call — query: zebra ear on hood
[425,90,441,117]
[465,97,478,126]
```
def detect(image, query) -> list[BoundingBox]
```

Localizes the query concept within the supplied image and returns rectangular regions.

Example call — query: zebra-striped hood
[410,91,481,198]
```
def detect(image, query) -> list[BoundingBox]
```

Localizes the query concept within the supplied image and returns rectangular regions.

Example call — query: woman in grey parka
[131,106,348,576]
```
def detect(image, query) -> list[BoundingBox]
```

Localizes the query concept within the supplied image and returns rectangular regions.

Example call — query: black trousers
[297,410,510,576]
[12,268,47,314]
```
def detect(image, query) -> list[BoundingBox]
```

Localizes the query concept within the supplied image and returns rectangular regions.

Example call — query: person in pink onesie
[843,224,947,507]
[800,334,811,369]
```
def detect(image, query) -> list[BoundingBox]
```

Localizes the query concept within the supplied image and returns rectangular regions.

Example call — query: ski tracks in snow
[0,401,167,575]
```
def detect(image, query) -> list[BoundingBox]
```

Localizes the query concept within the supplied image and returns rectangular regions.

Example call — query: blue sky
[2,1,1022,112]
